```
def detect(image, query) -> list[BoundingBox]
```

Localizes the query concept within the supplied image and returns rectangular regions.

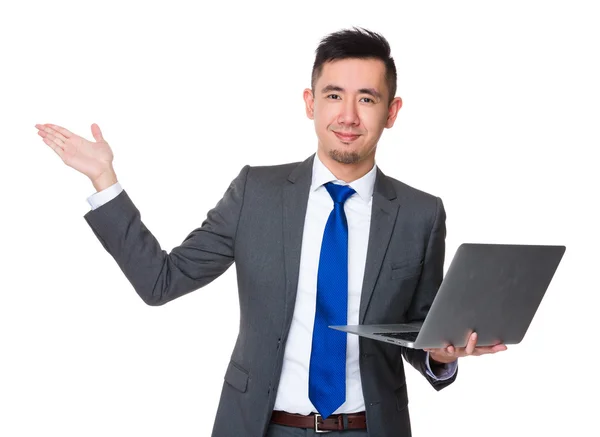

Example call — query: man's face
[304,58,402,166]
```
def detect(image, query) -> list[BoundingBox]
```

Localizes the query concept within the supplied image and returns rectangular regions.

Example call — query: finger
[472,344,507,355]
[42,137,65,159]
[91,123,104,142]
[46,123,73,140]
[465,332,477,355]
[477,344,508,354]
[39,129,66,153]
[37,124,69,144]
[44,131,66,150]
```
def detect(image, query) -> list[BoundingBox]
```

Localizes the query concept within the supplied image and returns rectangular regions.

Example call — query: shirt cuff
[87,181,123,210]
[425,351,458,381]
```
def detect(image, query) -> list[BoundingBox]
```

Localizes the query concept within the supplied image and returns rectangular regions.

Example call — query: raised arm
[35,122,249,305]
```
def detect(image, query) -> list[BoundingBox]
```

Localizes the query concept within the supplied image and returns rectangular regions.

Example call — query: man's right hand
[35,122,118,191]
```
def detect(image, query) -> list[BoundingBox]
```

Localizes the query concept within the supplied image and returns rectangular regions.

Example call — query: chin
[329,149,361,165]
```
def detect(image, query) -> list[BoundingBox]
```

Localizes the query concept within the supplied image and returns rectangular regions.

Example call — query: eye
[360,97,374,103]
[326,94,341,100]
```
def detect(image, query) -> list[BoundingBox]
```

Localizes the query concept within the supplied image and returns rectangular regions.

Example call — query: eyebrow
[320,84,382,100]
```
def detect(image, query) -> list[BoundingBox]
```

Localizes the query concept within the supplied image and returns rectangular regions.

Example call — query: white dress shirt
[87,155,457,415]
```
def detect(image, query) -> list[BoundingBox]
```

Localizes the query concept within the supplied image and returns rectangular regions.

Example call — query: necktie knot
[325,182,356,205]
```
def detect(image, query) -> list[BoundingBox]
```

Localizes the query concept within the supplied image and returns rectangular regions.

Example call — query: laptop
[329,243,566,349]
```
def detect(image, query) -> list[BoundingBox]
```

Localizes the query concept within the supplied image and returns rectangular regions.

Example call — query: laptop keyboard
[374,331,419,342]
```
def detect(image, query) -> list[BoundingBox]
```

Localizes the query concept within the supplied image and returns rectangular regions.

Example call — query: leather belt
[270,410,367,433]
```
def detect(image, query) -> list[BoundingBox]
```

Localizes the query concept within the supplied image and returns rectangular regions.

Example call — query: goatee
[329,150,360,164]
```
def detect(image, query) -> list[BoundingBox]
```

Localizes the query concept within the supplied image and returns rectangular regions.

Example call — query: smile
[334,132,360,142]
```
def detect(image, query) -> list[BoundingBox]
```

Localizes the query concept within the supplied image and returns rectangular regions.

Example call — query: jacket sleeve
[401,196,458,390]
[83,165,250,306]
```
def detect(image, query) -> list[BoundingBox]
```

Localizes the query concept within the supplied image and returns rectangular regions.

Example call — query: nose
[337,99,360,127]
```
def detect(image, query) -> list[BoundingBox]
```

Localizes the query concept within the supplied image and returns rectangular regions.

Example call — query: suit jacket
[83,153,457,437]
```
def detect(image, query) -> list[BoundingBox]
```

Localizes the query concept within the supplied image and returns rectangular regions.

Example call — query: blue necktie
[309,182,356,419]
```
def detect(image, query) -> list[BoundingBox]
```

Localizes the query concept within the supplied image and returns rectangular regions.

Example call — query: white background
[1,1,598,436]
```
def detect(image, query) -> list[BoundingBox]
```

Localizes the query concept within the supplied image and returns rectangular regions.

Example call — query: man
[35,27,506,437]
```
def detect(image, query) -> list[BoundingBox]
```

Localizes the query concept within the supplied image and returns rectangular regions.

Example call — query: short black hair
[311,27,397,105]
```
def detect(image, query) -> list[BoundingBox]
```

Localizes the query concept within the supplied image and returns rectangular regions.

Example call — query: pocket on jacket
[391,258,424,280]
[224,360,249,393]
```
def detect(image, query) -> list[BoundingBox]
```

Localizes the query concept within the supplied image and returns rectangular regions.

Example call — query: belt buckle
[314,413,332,433]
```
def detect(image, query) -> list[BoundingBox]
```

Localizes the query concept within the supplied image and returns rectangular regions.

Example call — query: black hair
[311,26,397,105]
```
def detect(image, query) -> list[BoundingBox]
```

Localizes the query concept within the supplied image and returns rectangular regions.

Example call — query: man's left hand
[424,332,507,365]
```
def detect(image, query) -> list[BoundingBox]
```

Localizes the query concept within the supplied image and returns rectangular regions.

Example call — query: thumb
[91,123,105,142]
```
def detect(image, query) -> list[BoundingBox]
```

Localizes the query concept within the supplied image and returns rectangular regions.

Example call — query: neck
[317,149,375,183]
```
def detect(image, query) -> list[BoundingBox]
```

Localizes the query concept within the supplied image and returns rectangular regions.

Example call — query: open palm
[35,123,114,181]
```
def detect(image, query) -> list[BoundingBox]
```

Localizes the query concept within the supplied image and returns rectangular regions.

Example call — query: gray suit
[83,153,457,436]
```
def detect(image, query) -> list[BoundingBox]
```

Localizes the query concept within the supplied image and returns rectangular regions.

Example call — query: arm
[83,165,250,306]
[87,181,123,210]
[35,122,248,306]
[400,196,458,390]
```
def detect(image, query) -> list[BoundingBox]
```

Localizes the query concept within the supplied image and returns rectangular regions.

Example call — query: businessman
[36,27,506,437]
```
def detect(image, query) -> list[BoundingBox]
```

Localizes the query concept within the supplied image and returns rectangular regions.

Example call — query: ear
[385,96,403,128]
[303,88,315,120]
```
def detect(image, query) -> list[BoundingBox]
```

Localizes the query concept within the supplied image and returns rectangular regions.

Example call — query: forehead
[316,58,387,91]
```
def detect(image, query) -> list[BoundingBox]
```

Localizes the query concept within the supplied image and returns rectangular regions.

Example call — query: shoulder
[245,160,302,183]
[239,154,315,190]
[379,170,445,221]
[383,171,441,201]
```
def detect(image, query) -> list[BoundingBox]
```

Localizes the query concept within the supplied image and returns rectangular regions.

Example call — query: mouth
[333,131,361,142]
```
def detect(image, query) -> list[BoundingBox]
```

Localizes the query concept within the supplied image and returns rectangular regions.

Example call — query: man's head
[304,27,402,176]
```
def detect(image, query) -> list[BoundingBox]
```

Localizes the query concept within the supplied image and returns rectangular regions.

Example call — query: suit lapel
[281,157,400,325]
[282,154,314,324]
[359,168,400,323]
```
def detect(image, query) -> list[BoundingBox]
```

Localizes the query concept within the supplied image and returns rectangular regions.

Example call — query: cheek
[362,114,387,136]
[314,104,338,123]
[360,110,381,127]
[313,111,333,133]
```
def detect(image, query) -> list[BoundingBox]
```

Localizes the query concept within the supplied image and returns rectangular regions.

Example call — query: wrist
[429,352,457,366]
[91,167,118,192]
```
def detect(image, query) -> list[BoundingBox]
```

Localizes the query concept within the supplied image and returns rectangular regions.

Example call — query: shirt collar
[310,153,377,202]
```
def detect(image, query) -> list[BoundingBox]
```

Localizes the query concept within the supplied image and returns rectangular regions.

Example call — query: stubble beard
[329,149,361,164]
